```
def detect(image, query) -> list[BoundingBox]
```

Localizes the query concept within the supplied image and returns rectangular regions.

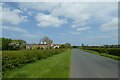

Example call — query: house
[26,43,61,49]
[26,44,48,49]
[26,40,62,49]
[26,37,62,49]
[9,42,20,49]
[51,44,61,49]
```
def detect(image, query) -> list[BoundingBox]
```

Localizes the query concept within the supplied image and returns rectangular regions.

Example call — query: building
[26,43,61,49]
[26,44,48,49]
[51,44,61,49]
[26,39,61,49]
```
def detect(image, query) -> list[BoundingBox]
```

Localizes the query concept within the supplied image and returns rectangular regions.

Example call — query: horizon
[1,2,118,46]
[0,37,118,46]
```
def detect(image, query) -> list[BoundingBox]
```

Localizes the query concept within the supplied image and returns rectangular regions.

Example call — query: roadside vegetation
[3,49,71,78]
[2,38,26,50]
[1,37,72,78]
[2,49,65,72]
[80,44,120,60]
[0,51,1,79]
[1,37,72,51]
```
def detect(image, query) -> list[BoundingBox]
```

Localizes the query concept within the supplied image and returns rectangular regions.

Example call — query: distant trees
[72,46,79,48]
[9,40,26,50]
[81,44,84,47]
[1,38,26,50]
[81,44,119,49]
[40,36,53,46]
[2,38,12,50]
[60,43,71,49]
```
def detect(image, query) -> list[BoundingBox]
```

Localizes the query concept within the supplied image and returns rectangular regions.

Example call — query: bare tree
[40,37,53,46]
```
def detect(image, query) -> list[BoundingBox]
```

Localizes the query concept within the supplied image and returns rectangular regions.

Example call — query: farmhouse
[51,44,61,49]
[26,43,61,49]
[26,37,61,49]
[26,44,48,49]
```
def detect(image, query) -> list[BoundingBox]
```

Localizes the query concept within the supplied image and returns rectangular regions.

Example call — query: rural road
[70,49,118,78]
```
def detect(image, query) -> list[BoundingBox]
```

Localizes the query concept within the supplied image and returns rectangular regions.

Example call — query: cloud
[2,6,28,25]
[76,26,90,31]
[18,2,117,29]
[22,33,39,38]
[87,35,112,39]
[27,11,33,16]
[2,2,118,45]
[19,2,60,12]
[52,3,117,23]
[2,0,120,2]
[2,26,28,33]
[52,3,90,24]
[69,31,81,35]
[51,2,117,31]
[0,3,2,24]
[69,26,90,35]
[71,25,78,28]
[35,13,67,27]
[100,18,118,31]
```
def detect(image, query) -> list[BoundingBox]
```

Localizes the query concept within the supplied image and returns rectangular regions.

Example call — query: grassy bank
[3,49,71,78]
[81,49,119,61]
[0,51,1,79]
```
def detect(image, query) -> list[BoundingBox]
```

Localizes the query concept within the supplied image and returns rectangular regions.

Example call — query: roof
[26,44,47,46]
[52,44,61,46]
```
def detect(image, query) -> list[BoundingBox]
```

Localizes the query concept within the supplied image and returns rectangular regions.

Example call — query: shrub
[2,49,65,72]
[107,48,120,56]
[85,48,119,56]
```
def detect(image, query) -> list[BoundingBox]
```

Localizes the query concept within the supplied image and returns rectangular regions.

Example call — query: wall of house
[26,45,49,50]
[26,44,61,50]
[53,45,60,49]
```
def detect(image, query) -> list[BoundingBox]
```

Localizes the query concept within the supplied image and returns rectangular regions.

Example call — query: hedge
[2,49,65,72]
[85,48,120,56]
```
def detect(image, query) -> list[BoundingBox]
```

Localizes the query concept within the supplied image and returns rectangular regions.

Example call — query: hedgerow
[107,48,120,56]
[85,48,119,56]
[2,49,65,72]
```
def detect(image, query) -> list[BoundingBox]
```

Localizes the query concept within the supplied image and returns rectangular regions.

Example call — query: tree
[2,38,12,50]
[60,43,71,49]
[82,43,84,47]
[2,38,26,50]
[72,46,79,48]
[10,40,26,50]
[60,44,65,48]
[40,37,53,46]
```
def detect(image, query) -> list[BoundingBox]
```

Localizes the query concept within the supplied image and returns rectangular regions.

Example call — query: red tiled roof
[52,44,61,46]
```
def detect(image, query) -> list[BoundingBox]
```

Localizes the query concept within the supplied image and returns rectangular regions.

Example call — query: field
[2,49,71,78]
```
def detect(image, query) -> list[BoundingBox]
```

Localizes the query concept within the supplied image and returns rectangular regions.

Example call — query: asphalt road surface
[70,49,118,78]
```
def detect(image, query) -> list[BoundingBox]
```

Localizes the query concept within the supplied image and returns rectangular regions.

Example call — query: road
[70,49,118,78]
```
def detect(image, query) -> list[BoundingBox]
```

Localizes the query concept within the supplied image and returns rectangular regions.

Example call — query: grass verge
[80,49,120,61]
[0,51,1,79]
[3,49,71,78]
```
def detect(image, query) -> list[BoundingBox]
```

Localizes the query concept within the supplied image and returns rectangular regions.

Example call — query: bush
[2,49,65,72]
[85,48,119,56]
[107,48,120,56]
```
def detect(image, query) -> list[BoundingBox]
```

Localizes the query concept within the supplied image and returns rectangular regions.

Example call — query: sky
[1,2,118,46]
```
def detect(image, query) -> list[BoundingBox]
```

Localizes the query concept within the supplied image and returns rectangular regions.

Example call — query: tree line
[81,44,120,48]
[1,37,72,50]
[1,38,26,50]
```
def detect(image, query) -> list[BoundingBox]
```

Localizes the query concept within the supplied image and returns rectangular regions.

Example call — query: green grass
[81,49,120,61]
[0,51,2,79]
[3,49,71,78]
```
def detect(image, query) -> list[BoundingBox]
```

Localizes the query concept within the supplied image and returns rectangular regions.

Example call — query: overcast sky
[1,2,118,46]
